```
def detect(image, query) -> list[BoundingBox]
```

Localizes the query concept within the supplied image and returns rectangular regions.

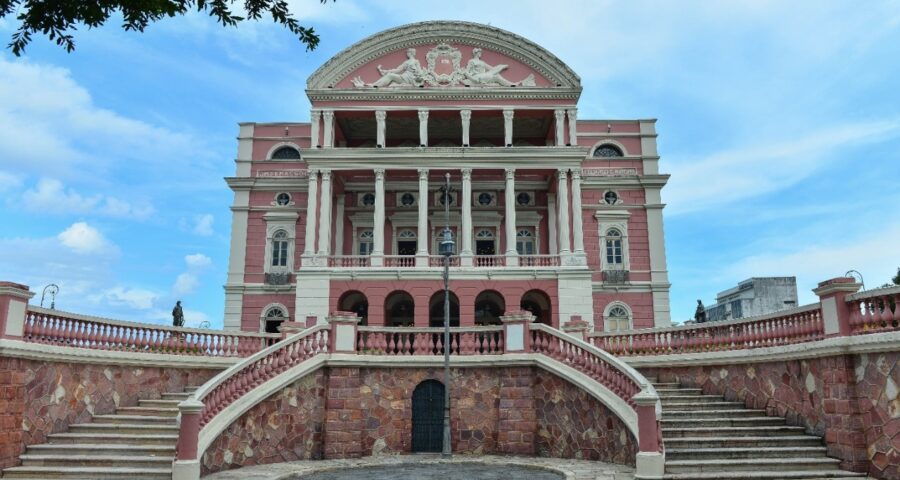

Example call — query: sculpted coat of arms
[351,44,536,88]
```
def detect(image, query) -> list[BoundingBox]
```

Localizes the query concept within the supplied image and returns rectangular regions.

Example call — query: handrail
[356,325,504,355]
[846,285,900,301]
[847,286,900,334]
[23,306,276,357]
[589,303,824,356]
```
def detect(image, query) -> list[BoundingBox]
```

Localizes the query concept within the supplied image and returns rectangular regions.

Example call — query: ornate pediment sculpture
[352,44,536,88]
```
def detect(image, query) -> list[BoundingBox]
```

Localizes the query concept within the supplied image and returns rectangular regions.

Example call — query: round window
[604,191,619,205]
[439,193,455,206]
[478,192,493,206]
[401,193,415,206]
[362,193,376,206]
[516,192,531,206]
[276,193,291,206]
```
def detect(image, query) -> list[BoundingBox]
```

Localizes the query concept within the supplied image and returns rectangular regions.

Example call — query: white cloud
[192,214,215,236]
[22,178,154,219]
[93,286,159,310]
[185,253,212,269]
[0,171,22,192]
[57,222,115,255]
[172,273,200,296]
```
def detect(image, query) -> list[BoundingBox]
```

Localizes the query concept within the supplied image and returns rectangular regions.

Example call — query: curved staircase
[653,380,869,480]
[1,386,200,480]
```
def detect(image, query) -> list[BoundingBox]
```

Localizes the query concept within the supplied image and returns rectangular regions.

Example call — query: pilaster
[503,108,514,147]
[418,109,429,147]
[460,109,472,147]
[371,168,386,266]
[416,168,430,266]
[460,168,473,266]
[504,168,519,266]
[554,109,566,146]
[322,110,335,148]
[310,110,321,148]
[317,170,333,256]
[375,110,386,147]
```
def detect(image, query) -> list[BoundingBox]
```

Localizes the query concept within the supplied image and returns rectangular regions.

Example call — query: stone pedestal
[500,311,535,353]
[0,282,33,339]
[328,311,361,353]
[813,277,862,336]
[561,315,590,342]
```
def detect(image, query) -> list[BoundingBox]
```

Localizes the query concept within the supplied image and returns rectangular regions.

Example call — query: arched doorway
[474,290,505,325]
[384,291,414,327]
[520,290,553,326]
[338,291,369,326]
[411,379,445,453]
[429,291,460,327]
[261,305,287,334]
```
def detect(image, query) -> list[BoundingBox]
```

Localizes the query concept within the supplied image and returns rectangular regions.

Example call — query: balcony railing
[602,269,629,284]
[264,272,291,286]
[329,255,371,267]
[383,255,416,268]
[519,255,561,267]
[321,254,562,268]
[847,285,900,334]
[474,255,506,267]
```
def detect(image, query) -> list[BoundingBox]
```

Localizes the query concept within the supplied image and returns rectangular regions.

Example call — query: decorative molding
[582,168,638,177]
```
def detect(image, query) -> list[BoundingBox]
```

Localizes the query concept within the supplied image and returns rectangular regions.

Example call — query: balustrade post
[500,310,535,353]
[0,282,33,339]
[328,311,361,353]
[633,389,664,478]
[173,399,205,480]
[813,277,862,336]
[561,315,590,342]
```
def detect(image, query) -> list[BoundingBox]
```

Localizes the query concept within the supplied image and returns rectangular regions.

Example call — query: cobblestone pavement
[205,455,635,480]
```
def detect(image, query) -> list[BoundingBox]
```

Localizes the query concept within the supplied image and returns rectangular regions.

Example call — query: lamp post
[438,173,455,458]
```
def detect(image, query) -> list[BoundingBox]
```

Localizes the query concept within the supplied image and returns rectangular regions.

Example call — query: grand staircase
[1,386,199,479]
[653,380,869,480]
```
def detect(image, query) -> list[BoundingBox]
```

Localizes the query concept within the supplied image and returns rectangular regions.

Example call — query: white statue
[463,48,536,87]
[352,48,425,88]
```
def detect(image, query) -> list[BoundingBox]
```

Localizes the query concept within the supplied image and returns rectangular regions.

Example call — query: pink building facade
[223,21,672,334]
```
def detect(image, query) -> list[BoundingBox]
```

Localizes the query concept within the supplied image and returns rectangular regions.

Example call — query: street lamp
[439,173,455,458]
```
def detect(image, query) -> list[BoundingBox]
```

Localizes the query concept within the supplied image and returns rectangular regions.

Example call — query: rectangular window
[272,240,288,267]
[606,239,623,265]
[359,242,373,256]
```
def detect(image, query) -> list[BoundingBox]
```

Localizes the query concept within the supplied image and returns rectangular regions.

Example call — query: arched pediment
[307,21,581,94]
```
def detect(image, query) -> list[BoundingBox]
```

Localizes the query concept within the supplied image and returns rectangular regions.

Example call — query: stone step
[184,386,201,392]
[663,401,747,410]
[656,388,704,395]
[47,432,178,446]
[18,454,172,468]
[666,446,828,460]
[661,417,786,429]
[26,443,175,457]
[115,406,179,417]
[136,399,182,409]
[161,392,191,400]
[663,409,770,419]
[665,457,844,474]
[663,436,824,449]
[662,469,867,479]
[662,425,808,438]
[1,466,172,479]
[92,415,176,425]
[660,395,728,403]
[68,423,179,435]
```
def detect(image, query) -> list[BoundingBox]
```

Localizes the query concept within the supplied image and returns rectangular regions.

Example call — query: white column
[375,110,386,147]
[416,168,429,266]
[323,110,334,148]
[309,110,321,148]
[371,168,385,266]
[554,109,566,146]
[317,170,332,256]
[460,110,472,146]
[567,108,578,146]
[557,169,571,255]
[504,168,518,266]
[334,194,345,256]
[503,108,514,147]
[303,170,319,258]
[646,186,671,326]
[418,109,429,147]
[547,192,558,255]
[571,168,585,263]
[460,168,473,266]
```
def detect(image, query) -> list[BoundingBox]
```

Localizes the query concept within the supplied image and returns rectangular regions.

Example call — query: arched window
[398,229,417,239]
[593,144,623,158]
[263,306,287,334]
[358,229,374,255]
[474,290,505,326]
[605,229,623,266]
[520,290,552,326]
[271,146,301,160]
[516,229,535,255]
[271,230,289,267]
[338,291,368,326]
[605,304,632,332]
[385,291,414,327]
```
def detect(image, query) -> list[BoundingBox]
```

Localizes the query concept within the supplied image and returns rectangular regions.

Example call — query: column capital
[505,168,516,180]
[322,110,334,119]
[460,109,472,120]
[418,109,430,120]
[374,168,385,180]
[566,108,578,117]
[320,169,332,180]
[307,169,319,178]
[461,168,472,180]
[310,109,322,118]
[570,168,582,179]
[503,108,515,120]
[418,168,429,180]
[554,109,566,118]
[375,110,387,120]
[557,168,569,178]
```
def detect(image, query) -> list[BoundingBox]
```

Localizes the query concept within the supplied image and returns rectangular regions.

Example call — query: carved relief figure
[353,48,425,88]
[463,48,536,87]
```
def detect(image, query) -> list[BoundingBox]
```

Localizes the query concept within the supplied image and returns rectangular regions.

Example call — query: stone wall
[202,372,327,475]
[0,356,220,470]
[642,351,900,479]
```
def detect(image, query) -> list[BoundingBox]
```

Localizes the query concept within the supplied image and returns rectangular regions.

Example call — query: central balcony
[321,254,563,269]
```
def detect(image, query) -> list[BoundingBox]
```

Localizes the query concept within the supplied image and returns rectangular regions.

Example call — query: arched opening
[384,291,414,327]
[411,379,445,453]
[520,289,553,326]
[262,306,287,334]
[604,303,632,332]
[338,291,368,326]
[428,291,460,327]
[271,146,301,160]
[593,143,624,157]
[474,290,505,325]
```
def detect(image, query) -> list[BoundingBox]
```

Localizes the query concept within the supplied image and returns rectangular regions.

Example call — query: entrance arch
[474,290,505,325]
[520,289,553,326]
[411,379,445,453]
[429,291,460,327]
[338,291,369,326]
[384,291,414,327]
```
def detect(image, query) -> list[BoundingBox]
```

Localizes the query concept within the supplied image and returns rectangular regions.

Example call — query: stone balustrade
[22,306,277,357]
[846,285,900,334]
[356,326,504,355]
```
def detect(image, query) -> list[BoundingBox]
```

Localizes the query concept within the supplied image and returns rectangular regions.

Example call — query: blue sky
[1,0,898,327]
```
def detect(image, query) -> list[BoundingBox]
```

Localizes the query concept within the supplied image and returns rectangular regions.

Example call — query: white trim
[0,338,237,369]
[603,301,633,332]
[265,142,303,160]
[595,210,631,273]
[259,303,290,333]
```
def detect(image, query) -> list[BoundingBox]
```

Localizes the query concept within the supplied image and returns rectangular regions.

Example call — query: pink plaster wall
[240,293,296,332]
[593,292,655,330]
